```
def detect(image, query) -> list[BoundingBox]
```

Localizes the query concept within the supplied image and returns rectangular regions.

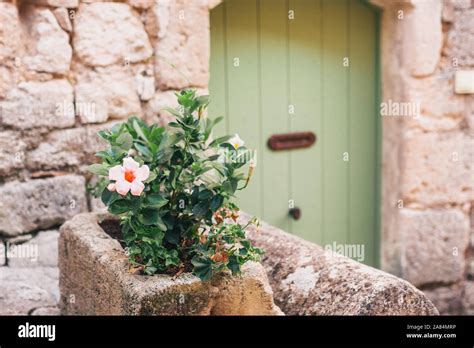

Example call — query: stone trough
[241,213,439,315]
[59,212,438,316]
[58,213,282,315]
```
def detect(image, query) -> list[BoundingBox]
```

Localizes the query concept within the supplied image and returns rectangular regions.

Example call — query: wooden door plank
[349,0,377,266]
[209,2,228,136]
[321,0,350,246]
[224,0,262,217]
[288,0,323,241]
[259,0,291,231]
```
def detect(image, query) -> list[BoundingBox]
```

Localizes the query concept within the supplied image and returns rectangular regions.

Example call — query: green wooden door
[209,0,380,266]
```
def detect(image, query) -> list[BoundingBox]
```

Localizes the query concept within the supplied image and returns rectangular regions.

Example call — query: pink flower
[108,157,150,196]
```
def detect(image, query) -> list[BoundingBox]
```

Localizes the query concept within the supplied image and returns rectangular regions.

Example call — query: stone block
[240,213,439,315]
[462,281,474,314]
[404,0,443,77]
[53,7,73,32]
[0,3,22,65]
[422,283,463,315]
[447,9,474,67]
[0,175,88,237]
[401,131,473,205]
[399,208,470,287]
[0,130,26,176]
[7,230,59,268]
[59,213,282,315]
[404,73,467,131]
[146,0,210,89]
[26,123,113,171]
[0,267,59,315]
[74,2,152,67]
[35,0,78,7]
[74,64,142,122]
[22,6,72,75]
[0,79,75,130]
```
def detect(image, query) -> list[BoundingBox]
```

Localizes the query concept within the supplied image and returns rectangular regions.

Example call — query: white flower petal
[130,180,145,196]
[229,134,245,149]
[115,179,131,196]
[109,165,123,181]
[123,157,140,170]
[135,165,150,181]
[107,183,116,192]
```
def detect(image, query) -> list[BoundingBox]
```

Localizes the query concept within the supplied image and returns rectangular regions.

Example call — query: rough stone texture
[404,73,467,131]
[127,0,154,9]
[0,267,59,315]
[35,0,78,7]
[30,306,61,315]
[74,64,142,122]
[135,73,155,101]
[146,0,210,89]
[0,3,22,65]
[59,213,282,315]
[401,131,473,205]
[399,209,470,287]
[7,230,59,268]
[404,0,443,77]
[373,0,474,314]
[26,123,113,171]
[0,175,88,237]
[0,79,75,130]
[52,7,72,33]
[22,6,72,75]
[422,283,464,315]
[0,130,26,176]
[0,3,22,99]
[240,213,438,315]
[462,281,474,314]
[447,8,474,67]
[74,2,153,67]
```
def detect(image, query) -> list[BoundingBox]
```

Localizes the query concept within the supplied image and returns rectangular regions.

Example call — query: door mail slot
[267,132,316,151]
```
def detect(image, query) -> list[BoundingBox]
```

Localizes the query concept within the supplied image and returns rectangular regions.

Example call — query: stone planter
[240,213,439,316]
[58,213,282,315]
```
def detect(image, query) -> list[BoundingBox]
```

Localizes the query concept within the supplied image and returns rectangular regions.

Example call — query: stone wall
[0,0,213,235]
[373,0,474,314]
[0,0,214,314]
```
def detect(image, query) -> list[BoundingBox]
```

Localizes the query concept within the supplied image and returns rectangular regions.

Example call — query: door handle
[268,132,316,151]
[289,207,301,220]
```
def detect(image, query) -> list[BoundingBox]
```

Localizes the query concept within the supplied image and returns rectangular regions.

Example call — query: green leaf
[134,143,153,160]
[143,170,157,183]
[109,199,132,214]
[138,208,166,230]
[88,163,109,176]
[195,95,210,109]
[227,255,241,275]
[192,200,210,217]
[192,257,213,281]
[101,187,116,205]
[144,266,157,275]
[165,228,180,245]
[133,119,148,142]
[146,193,168,208]
[116,133,133,151]
[162,107,184,119]
[209,135,232,147]
[210,195,224,212]
[198,189,213,200]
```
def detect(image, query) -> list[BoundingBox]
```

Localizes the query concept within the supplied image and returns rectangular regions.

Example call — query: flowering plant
[89,90,262,280]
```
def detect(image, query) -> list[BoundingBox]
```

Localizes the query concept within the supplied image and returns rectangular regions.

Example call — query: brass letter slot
[267,132,316,151]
